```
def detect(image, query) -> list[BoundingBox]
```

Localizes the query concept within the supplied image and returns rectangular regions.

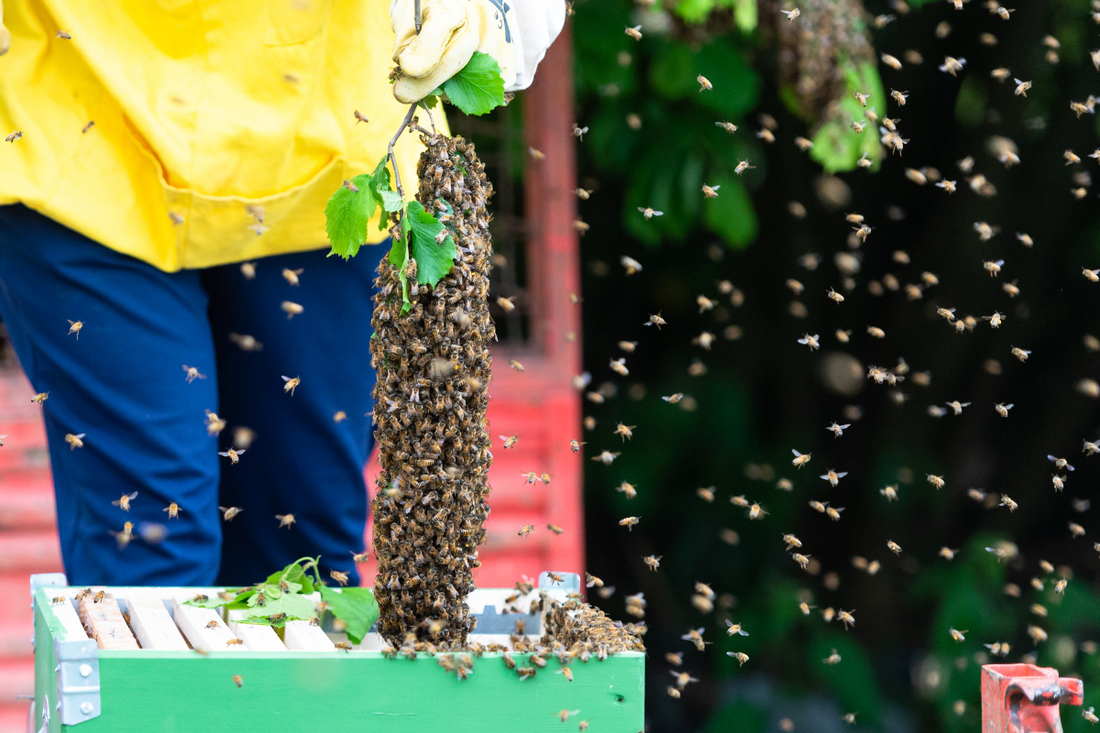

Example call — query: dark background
[543,0,1100,730]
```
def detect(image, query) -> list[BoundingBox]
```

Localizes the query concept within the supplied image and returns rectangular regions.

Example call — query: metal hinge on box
[31,572,102,726]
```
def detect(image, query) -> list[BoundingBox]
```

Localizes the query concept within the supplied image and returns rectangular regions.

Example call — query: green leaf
[242,589,318,622]
[319,586,379,645]
[264,557,315,595]
[380,189,404,213]
[672,0,716,23]
[324,174,376,259]
[703,175,758,249]
[182,594,236,609]
[442,51,506,116]
[405,201,457,286]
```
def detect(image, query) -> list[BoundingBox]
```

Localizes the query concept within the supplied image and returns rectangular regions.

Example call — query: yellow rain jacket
[0,0,431,271]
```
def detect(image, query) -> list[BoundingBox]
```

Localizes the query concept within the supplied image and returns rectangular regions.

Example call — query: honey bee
[808,500,827,513]
[782,534,801,550]
[880,485,898,501]
[205,620,220,630]
[1084,440,1100,455]
[853,225,874,241]
[280,301,304,318]
[334,642,353,653]
[276,513,296,528]
[757,128,775,144]
[939,56,967,76]
[983,259,1004,277]
[1003,280,1021,297]
[724,620,749,637]
[163,502,180,519]
[500,435,518,450]
[850,120,864,134]
[826,288,844,304]
[701,184,720,198]
[613,423,635,441]
[1084,708,1099,724]
[547,524,564,535]
[781,7,800,20]
[619,516,640,532]
[696,75,712,92]
[111,492,139,512]
[680,627,707,651]
[797,333,820,351]
[837,609,856,629]
[791,553,811,570]
[715,121,738,134]
[727,651,749,666]
[823,648,842,664]
[1000,495,1018,512]
[820,469,848,487]
[644,312,667,329]
[886,540,902,555]
[1013,78,1032,97]
[4,131,23,143]
[825,506,845,521]
[1085,268,1100,283]
[734,160,756,175]
[826,422,850,438]
[31,392,49,404]
[866,326,885,339]
[617,481,637,499]
[1069,523,1085,538]
[93,590,106,604]
[985,642,1011,657]
[51,596,68,606]
[927,474,945,489]
[637,207,663,220]
[936,179,956,193]
[1049,455,1075,472]
[624,25,642,40]
[281,268,304,287]
[528,147,546,160]
[591,450,620,465]
[218,448,245,464]
[569,440,584,453]
[799,602,815,616]
[609,358,629,377]
[219,506,243,521]
[1052,475,1066,492]
[794,137,814,151]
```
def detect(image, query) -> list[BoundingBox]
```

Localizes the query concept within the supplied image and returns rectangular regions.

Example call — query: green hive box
[30,573,645,732]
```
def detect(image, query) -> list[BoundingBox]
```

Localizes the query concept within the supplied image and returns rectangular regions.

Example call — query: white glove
[0,1,11,56]
[391,0,566,103]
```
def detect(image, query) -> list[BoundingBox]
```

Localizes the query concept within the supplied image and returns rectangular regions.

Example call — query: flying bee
[945,401,970,415]
[725,620,749,637]
[219,506,243,521]
[1069,523,1086,538]
[853,224,873,241]
[620,255,643,275]
[496,296,516,313]
[826,422,850,437]
[837,609,856,629]
[983,259,1004,277]
[797,333,820,351]
[985,311,1006,328]
[609,358,629,377]
[509,359,525,372]
[792,553,812,570]
[1085,708,1099,724]
[756,128,775,143]
[663,393,684,404]
[637,207,663,220]
[800,602,815,616]
[574,188,592,200]
[1000,495,1018,512]
[1085,268,1100,282]
[1013,78,1032,96]
[1003,280,1021,297]
[65,433,86,450]
[794,137,814,151]
[891,89,909,105]
[644,312,666,329]
[697,75,712,92]
[880,485,898,501]
[850,120,864,134]
[681,627,707,651]
[218,448,245,464]
[667,687,680,699]
[881,53,902,69]
[643,555,662,571]
[727,651,749,666]
[887,540,902,555]
[500,435,518,449]
[696,486,715,502]
[731,495,749,507]
[748,502,767,520]
[939,56,966,76]
[994,403,1014,417]
[808,500,827,513]
[1084,440,1100,455]
[4,131,22,143]
[701,184,720,198]
[820,469,848,487]
[1010,346,1031,362]
[281,375,300,395]
[276,513,296,528]
[624,25,642,40]
[985,642,1011,657]
[827,288,845,304]
[822,648,842,664]
[591,450,620,465]
[569,440,584,453]
[31,392,49,404]
[614,423,635,441]
[716,121,738,134]
[1052,475,1066,492]
[280,301,303,318]
[853,91,871,107]
[781,7,800,20]
[619,516,640,531]
[617,481,637,499]
[783,534,802,550]
[928,474,945,489]
[936,179,956,193]
[734,160,756,175]
[330,570,349,586]
[825,506,845,521]
[1049,455,1075,471]
[1065,149,1082,165]
[112,492,138,512]
[572,123,588,140]
[991,68,1012,83]
[939,547,959,560]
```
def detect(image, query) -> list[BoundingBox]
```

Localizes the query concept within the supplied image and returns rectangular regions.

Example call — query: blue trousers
[0,204,381,587]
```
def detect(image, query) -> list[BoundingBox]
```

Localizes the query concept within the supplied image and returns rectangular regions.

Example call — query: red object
[982,664,1083,733]
[361,26,584,590]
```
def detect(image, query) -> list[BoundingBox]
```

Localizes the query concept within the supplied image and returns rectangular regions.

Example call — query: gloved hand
[390,0,518,104]
[0,1,11,56]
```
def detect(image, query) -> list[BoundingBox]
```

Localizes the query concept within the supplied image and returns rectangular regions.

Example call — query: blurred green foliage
[567,0,1100,731]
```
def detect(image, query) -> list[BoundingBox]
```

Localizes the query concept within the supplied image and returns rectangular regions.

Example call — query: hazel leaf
[441,52,506,116]
[404,201,457,286]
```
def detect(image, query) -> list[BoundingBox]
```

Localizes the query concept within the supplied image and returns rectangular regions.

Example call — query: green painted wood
[33,590,645,732]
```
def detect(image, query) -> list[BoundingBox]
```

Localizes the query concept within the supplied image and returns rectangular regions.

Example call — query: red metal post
[981,664,1082,733]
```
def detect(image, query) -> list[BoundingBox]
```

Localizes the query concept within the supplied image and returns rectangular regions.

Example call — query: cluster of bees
[369,132,496,648]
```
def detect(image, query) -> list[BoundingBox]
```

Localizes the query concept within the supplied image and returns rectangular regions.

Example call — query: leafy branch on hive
[183,557,379,644]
